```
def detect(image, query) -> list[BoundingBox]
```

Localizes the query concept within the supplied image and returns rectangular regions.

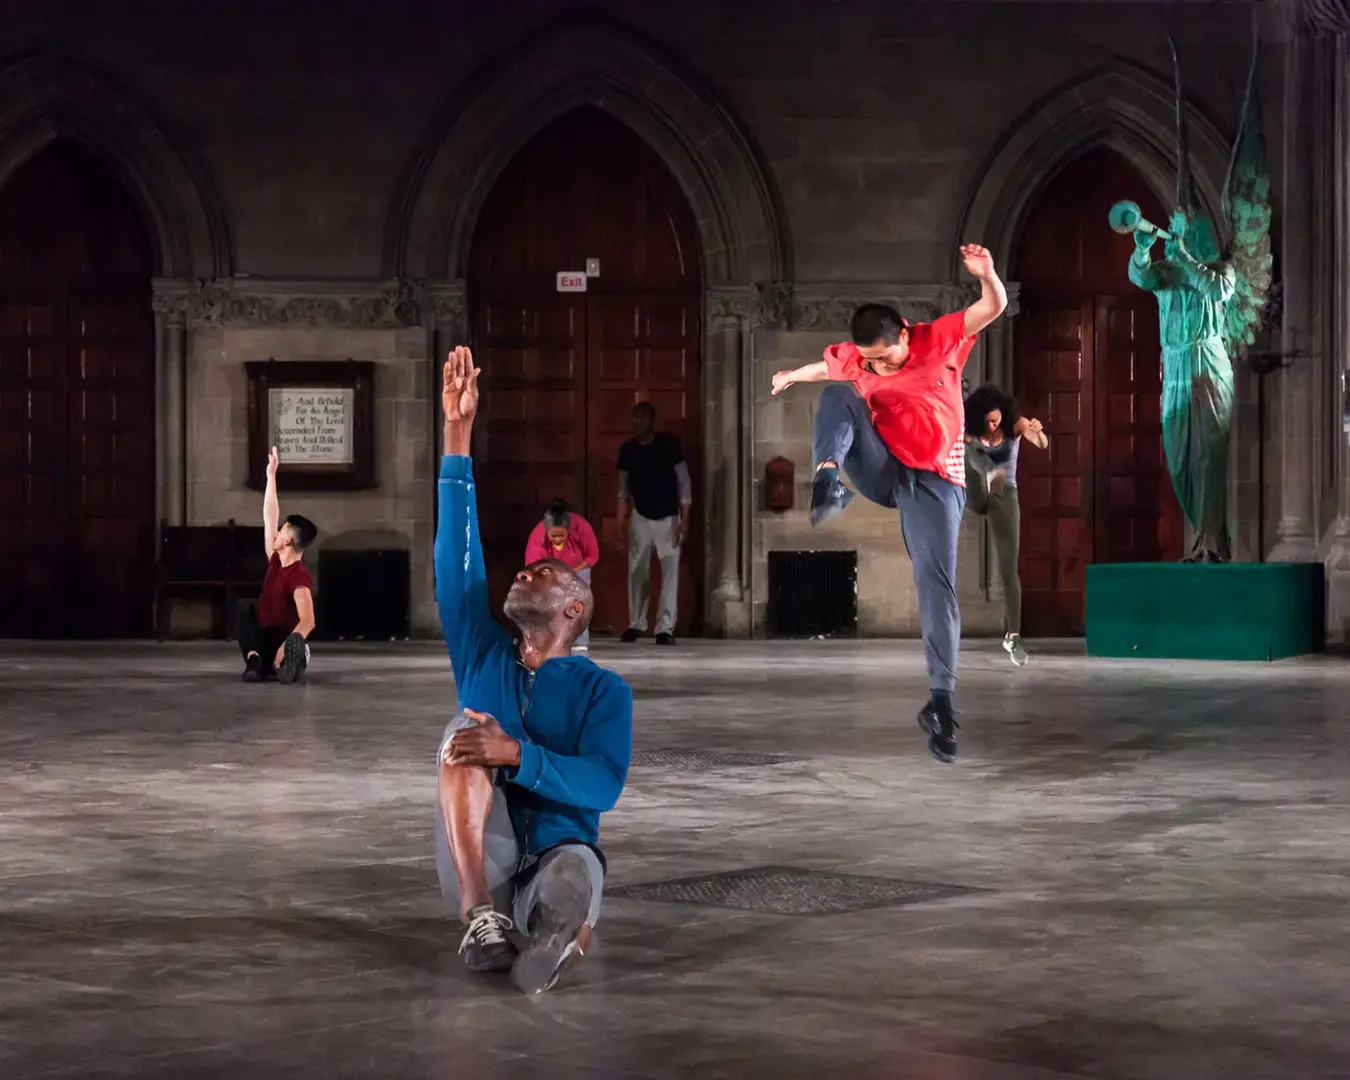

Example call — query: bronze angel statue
[1110,30,1273,563]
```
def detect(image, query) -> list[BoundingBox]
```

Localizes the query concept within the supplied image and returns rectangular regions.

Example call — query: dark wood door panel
[1012,147,1176,636]
[0,142,155,638]
[468,107,704,637]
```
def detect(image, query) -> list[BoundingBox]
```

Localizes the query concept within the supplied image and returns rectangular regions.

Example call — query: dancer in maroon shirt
[236,446,318,684]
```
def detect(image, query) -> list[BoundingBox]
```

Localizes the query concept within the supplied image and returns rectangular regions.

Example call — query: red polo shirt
[823,311,976,486]
[258,554,313,631]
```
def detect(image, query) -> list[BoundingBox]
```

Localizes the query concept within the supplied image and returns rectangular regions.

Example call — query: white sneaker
[1003,634,1029,667]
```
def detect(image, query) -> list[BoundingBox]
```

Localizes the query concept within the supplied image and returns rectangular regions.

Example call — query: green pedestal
[1085,562,1325,661]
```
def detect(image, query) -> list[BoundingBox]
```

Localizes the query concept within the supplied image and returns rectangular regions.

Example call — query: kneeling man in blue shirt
[434,346,633,994]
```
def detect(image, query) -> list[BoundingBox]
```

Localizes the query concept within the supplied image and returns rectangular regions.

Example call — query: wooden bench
[156,520,269,640]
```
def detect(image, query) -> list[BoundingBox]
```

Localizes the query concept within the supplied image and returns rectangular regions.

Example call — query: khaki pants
[627,513,680,635]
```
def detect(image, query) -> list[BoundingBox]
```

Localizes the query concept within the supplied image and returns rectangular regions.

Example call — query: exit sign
[556,271,587,293]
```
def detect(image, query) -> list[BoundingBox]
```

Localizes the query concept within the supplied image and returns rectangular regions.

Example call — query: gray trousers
[435,713,605,929]
[813,385,965,693]
[965,450,1022,635]
[627,512,680,635]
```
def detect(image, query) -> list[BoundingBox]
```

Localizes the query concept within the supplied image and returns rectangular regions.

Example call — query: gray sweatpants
[627,512,680,635]
[813,384,965,693]
[435,713,605,929]
[964,449,1022,635]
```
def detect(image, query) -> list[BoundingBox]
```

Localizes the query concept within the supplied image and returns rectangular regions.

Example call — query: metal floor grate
[629,749,800,771]
[609,865,977,916]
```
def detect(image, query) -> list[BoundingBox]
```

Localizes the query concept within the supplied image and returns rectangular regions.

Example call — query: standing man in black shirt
[616,402,691,646]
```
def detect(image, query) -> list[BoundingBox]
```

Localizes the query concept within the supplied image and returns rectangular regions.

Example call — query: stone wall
[180,324,435,635]
[3,0,1343,638]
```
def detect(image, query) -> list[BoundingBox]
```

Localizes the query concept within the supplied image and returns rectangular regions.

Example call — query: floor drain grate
[629,749,800,771]
[609,865,977,915]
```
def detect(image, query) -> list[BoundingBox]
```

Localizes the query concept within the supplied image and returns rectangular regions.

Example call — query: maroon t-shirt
[258,554,313,631]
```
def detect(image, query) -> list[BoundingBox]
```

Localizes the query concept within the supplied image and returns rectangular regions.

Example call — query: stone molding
[152,277,1023,333]
[151,278,425,329]
[744,280,1021,332]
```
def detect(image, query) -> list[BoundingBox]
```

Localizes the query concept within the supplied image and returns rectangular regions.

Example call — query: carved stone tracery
[150,279,427,328]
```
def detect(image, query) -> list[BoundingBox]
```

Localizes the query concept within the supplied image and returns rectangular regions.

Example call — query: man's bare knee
[438,758,494,794]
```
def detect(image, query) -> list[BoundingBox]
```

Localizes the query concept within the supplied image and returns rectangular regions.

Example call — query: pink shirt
[524,516,599,570]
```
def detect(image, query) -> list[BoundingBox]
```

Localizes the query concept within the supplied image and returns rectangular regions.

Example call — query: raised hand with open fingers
[442,346,481,425]
[960,244,996,281]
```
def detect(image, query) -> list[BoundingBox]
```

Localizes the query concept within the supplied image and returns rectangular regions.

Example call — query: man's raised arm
[434,346,511,682]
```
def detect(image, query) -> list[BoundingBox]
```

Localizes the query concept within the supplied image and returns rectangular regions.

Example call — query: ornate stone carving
[939,281,980,313]
[429,292,467,327]
[150,278,425,328]
[754,281,791,329]
[787,283,954,331]
[708,288,756,327]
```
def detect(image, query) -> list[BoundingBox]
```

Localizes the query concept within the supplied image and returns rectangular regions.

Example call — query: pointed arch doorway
[467,106,704,636]
[1012,147,1184,636]
[0,140,156,638]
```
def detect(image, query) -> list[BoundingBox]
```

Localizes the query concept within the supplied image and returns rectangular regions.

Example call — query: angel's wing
[1220,22,1274,355]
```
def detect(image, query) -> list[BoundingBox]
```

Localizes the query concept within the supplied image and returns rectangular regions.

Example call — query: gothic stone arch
[956,59,1231,285]
[0,51,232,279]
[0,50,234,528]
[390,18,789,636]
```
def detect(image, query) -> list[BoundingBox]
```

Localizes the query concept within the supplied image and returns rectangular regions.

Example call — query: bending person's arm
[435,348,512,683]
[1013,417,1049,451]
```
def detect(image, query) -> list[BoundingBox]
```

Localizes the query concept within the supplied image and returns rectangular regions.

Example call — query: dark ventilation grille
[767,550,858,638]
[316,550,411,640]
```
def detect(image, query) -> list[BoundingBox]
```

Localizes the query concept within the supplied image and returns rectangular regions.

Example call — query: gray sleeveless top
[969,435,1021,488]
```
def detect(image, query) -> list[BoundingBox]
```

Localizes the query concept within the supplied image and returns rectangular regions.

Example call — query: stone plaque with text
[245,360,376,491]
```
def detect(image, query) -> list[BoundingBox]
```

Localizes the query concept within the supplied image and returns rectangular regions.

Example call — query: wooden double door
[467,107,704,636]
[471,292,701,636]
[1012,148,1183,636]
[0,141,156,638]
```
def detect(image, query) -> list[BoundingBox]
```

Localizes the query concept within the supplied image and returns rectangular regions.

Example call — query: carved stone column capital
[707,286,757,329]
[425,280,467,334]
[150,278,193,327]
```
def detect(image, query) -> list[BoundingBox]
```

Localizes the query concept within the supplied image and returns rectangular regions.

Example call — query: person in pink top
[525,499,600,651]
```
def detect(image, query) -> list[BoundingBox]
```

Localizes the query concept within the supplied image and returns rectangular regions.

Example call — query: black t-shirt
[618,433,685,521]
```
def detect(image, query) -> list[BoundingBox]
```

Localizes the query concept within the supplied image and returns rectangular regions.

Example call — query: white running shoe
[1003,634,1029,667]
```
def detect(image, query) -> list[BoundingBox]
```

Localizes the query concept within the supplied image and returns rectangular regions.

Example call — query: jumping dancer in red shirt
[771,244,1008,763]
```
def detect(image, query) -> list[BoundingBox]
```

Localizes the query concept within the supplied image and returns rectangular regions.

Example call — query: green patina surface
[1118,32,1273,563]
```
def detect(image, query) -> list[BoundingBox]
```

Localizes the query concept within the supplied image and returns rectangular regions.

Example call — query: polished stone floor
[2,639,1350,1079]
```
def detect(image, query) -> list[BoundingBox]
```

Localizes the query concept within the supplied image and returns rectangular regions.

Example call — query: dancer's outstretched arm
[770,360,829,396]
[959,244,1008,338]
[1014,417,1049,450]
[434,347,512,683]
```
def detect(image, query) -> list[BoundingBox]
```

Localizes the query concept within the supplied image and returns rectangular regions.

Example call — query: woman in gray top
[963,384,1048,666]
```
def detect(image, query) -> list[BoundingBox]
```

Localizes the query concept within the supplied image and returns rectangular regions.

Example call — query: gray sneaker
[1002,634,1028,667]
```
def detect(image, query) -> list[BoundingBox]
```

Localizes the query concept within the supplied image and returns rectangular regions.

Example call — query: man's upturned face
[272,524,297,553]
[503,560,581,631]
[856,332,910,374]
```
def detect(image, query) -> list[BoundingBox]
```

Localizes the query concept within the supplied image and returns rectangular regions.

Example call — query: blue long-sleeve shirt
[434,454,632,857]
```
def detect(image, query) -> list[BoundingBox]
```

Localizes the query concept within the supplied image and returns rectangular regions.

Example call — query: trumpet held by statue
[1108,200,1174,241]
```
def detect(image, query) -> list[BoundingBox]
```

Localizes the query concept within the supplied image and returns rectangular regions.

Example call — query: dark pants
[813,385,965,693]
[235,600,289,673]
